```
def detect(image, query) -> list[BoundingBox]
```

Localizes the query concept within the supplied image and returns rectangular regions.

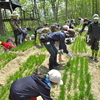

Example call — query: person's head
[50,23,61,32]
[83,18,89,24]
[11,11,19,19]
[27,27,31,32]
[48,69,63,85]
[78,17,81,20]
[9,37,14,42]
[93,14,99,23]
[61,25,69,31]
[44,23,50,27]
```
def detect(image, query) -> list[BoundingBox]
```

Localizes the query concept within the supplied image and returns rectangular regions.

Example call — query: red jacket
[1,42,16,50]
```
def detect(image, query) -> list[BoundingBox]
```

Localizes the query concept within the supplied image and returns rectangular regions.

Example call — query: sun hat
[48,69,63,85]
[62,25,69,31]
[11,11,19,17]
[9,37,14,42]
[93,14,99,19]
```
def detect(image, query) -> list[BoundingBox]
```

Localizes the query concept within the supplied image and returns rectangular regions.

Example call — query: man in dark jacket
[88,14,100,62]
[9,69,63,100]
[43,24,72,70]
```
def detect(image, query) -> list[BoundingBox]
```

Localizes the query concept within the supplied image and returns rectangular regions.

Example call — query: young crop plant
[11,40,39,51]
[73,92,79,100]
[58,59,71,100]
[72,35,87,53]
[0,53,17,69]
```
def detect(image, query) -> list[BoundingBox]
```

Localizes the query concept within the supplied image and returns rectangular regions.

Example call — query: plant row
[0,54,46,100]
[58,56,95,100]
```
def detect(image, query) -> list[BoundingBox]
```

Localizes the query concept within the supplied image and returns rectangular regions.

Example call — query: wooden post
[0,7,5,35]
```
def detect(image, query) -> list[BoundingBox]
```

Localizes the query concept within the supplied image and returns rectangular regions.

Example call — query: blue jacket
[9,74,53,100]
[46,31,68,54]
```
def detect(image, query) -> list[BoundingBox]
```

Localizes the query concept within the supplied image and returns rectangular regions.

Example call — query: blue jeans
[44,41,58,70]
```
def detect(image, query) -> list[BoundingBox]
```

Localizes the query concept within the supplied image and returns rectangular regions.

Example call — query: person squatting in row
[9,69,63,100]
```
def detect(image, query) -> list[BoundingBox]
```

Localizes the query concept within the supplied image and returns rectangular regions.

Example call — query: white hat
[48,69,63,85]
[11,11,19,17]
[36,28,44,33]
[93,14,99,19]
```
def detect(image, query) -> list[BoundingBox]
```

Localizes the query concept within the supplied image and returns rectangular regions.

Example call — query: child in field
[0,37,16,52]
[88,14,100,62]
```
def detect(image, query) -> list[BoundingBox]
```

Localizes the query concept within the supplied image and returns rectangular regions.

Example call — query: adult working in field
[0,37,16,52]
[87,14,100,62]
[79,18,93,35]
[34,23,50,43]
[41,23,72,70]
[10,11,23,46]
[9,69,63,100]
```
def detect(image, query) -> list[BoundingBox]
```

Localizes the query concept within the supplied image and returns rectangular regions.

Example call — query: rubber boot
[94,50,98,62]
[90,50,95,59]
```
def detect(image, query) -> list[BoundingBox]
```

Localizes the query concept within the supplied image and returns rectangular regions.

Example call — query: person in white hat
[9,69,63,100]
[10,11,22,46]
[87,14,100,62]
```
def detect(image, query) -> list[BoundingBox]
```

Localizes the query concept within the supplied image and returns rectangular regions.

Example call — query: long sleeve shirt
[79,20,93,33]
[1,42,16,50]
[9,74,53,100]
[10,18,21,30]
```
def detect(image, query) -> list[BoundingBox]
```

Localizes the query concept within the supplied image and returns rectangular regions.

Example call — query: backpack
[39,33,48,42]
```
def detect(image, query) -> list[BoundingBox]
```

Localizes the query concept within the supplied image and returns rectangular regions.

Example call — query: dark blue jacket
[79,20,93,33]
[46,31,68,54]
[9,74,52,100]
[88,21,100,39]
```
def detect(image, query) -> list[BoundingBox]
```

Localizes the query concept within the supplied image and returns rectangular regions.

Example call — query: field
[0,34,100,100]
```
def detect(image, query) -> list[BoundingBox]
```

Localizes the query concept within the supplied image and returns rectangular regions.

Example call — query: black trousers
[43,41,58,70]
[14,30,21,46]
[90,38,99,51]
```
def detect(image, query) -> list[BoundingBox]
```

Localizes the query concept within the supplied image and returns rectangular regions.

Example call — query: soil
[0,42,100,100]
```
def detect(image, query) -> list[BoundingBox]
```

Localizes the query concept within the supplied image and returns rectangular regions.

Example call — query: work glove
[68,52,72,57]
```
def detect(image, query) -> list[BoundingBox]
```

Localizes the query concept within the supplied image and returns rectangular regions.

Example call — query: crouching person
[9,69,63,100]
[0,37,16,52]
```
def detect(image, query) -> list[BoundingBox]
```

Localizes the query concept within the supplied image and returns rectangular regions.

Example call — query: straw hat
[11,11,19,17]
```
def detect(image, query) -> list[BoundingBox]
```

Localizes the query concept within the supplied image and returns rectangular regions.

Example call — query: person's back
[9,69,63,100]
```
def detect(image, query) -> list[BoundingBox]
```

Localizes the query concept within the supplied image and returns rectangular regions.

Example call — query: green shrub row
[0,54,46,100]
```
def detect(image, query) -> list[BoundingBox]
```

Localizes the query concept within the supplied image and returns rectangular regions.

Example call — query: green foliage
[11,40,39,51]
[0,53,17,69]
